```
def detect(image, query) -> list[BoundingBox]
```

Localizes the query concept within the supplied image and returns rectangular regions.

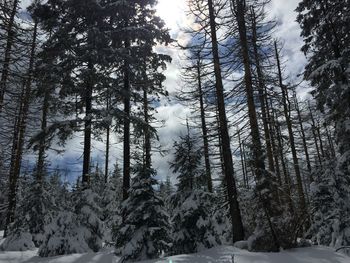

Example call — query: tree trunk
[237,128,247,188]
[250,8,275,174]
[143,88,151,170]
[265,92,282,186]
[82,61,93,186]
[196,57,213,192]
[104,91,110,183]
[274,41,306,214]
[0,0,19,112]
[5,20,38,236]
[294,93,313,182]
[234,0,279,249]
[308,102,322,169]
[122,38,131,200]
[207,0,244,242]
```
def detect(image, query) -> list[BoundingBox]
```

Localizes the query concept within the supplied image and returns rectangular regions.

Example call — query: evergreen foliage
[114,166,170,262]
[169,130,221,254]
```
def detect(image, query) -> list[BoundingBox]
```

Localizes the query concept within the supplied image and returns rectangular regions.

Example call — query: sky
[20,0,309,185]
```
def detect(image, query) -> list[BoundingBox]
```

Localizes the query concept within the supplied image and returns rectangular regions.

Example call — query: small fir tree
[114,165,171,261]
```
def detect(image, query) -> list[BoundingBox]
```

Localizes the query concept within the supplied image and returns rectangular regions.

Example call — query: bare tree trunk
[250,7,275,174]
[5,20,38,235]
[294,93,313,182]
[196,57,213,192]
[82,61,93,186]
[274,41,306,214]
[207,0,244,242]
[104,91,110,183]
[143,88,151,170]
[122,38,131,200]
[271,104,294,213]
[233,0,280,249]
[242,142,249,188]
[237,128,247,188]
[265,93,282,185]
[0,0,19,112]
[308,102,322,169]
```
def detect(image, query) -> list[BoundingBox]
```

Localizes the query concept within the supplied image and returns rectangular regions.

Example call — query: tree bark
[143,88,151,170]
[237,128,247,188]
[82,61,93,186]
[104,90,110,183]
[207,0,244,242]
[122,38,131,200]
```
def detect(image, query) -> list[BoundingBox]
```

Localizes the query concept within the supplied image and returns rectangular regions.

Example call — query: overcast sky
[21,0,309,185]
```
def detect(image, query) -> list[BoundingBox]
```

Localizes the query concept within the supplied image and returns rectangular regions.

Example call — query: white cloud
[269,0,307,78]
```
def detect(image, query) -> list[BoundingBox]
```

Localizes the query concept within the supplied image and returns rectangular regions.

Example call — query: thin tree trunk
[274,41,306,214]
[308,102,322,169]
[265,92,282,185]
[250,8,275,174]
[82,61,93,186]
[237,128,247,188]
[0,0,19,112]
[294,93,313,182]
[122,38,131,200]
[242,142,249,188]
[196,57,213,192]
[104,126,110,183]
[104,90,110,183]
[207,0,244,242]
[143,88,151,170]
[271,104,294,213]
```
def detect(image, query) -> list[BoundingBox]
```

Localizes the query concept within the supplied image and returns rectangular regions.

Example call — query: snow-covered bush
[114,167,171,262]
[2,175,60,250]
[170,190,221,254]
[39,187,105,257]
[74,188,105,252]
[0,231,35,251]
[38,211,90,257]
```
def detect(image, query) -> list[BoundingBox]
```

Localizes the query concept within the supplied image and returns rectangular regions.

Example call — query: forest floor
[1,232,349,263]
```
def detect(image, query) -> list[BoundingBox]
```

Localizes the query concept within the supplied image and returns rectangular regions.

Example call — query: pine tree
[114,166,171,261]
[297,0,350,247]
[169,127,221,254]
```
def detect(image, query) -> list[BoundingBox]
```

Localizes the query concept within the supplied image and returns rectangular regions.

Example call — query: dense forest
[0,0,349,262]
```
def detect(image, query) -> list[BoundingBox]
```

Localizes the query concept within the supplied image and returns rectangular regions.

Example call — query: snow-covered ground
[1,231,348,263]
[0,244,349,263]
